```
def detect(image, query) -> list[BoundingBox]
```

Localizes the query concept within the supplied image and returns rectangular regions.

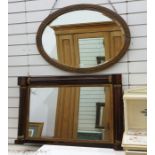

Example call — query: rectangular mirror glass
[28,85,113,142]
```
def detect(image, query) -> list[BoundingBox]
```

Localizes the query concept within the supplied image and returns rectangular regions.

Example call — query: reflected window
[77,87,105,140]
[79,38,105,67]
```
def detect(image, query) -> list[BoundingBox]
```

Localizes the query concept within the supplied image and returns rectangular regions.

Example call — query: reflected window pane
[77,87,105,140]
[79,38,105,67]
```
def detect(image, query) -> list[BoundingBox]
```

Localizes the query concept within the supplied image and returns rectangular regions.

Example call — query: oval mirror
[36,4,130,73]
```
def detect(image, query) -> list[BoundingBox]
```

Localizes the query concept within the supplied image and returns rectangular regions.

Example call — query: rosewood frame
[15,74,124,150]
[36,4,130,73]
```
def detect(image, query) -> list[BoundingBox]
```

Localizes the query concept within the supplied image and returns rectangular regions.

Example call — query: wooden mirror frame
[36,4,130,73]
[15,74,124,150]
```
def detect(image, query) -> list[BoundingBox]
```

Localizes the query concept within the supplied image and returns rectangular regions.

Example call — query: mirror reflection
[41,10,124,68]
[28,85,113,142]
[78,37,105,67]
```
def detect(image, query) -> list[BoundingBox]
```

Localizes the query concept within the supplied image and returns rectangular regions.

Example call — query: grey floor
[8,145,125,155]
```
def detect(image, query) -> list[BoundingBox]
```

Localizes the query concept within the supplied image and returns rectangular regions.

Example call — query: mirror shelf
[15,74,124,150]
[36,4,130,73]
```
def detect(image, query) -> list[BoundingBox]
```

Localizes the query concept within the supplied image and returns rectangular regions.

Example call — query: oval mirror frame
[36,4,130,73]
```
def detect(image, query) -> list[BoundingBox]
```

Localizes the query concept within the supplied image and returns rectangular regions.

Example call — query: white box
[123,87,147,132]
[122,87,147,152]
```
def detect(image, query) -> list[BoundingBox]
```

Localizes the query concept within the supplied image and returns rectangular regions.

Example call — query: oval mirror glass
[36,4,130,73]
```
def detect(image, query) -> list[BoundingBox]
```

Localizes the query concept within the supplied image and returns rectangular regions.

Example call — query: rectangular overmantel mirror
[15,74,124,150]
